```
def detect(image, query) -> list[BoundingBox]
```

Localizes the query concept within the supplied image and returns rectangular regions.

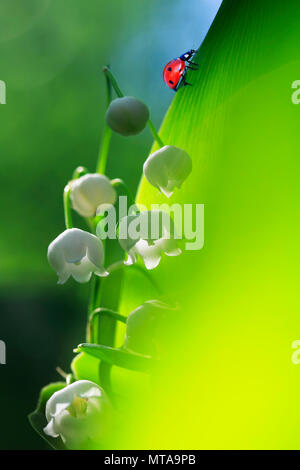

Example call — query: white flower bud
[143,145,192,198]
[70,173,116,218]
[124,300,170,356]
[47,228,108,284]
[106,96,150,136]
[118,211,181,270]
[44,380,111,449]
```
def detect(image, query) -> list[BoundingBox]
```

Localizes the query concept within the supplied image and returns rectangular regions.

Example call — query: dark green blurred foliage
[0,286,85,449]
[0,0,220,449]
[0,0,163,284]
[0,0,165,450]
[0,0,152,450]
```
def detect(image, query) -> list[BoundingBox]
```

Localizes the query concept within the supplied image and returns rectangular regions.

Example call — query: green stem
[72,166,89,179]
[87,308,127,343]
[63,185,73,229]
[88,275,97,315]
[85,217,96,233]
[97,126,112,174]
[89,66,126,394]
[106,260,125,275]
[103,66,165,148]
[96,258,124,395]
[90,65,114,334]
[96,66,113,174]
[111,178,136,209]
[103,66,123,98]
[147,119,164,148]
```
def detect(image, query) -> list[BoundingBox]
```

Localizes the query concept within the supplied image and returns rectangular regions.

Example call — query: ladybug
[163,49,198,91]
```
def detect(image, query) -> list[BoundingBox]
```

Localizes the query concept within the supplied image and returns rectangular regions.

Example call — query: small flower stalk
[44,380,111,449]
[47,228,108,284]
[143,145,192,198]
[118,210,181,270]
[31,66,194,450]
[106,96,149,136]
[70,173,116,218]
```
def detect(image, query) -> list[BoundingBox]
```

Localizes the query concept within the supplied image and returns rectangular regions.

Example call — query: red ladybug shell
[163,58,185,90]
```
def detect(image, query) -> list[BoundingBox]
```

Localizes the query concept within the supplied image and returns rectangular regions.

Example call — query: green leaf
[28,382,67,450]
[118,0,300,449]
[71,352,101,384]
[75,343,155,373]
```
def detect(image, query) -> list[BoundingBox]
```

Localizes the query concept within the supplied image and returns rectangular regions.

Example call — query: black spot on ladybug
[169,80,174,85]
[168,67,172,71]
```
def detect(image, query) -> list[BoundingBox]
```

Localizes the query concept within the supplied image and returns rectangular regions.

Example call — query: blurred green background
[0,0,221,449]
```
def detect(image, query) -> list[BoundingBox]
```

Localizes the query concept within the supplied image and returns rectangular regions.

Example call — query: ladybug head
[179,49,196,61]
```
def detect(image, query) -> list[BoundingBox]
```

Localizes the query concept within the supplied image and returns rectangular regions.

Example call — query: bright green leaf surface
[118,0,300,449]
[71,352,101,385]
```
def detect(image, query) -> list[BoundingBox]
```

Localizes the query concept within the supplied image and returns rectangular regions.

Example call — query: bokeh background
[0,0,222,450]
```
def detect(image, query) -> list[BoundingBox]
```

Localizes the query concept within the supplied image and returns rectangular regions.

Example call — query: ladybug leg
[182,75,192,87]
[187,60,199,67]
[187,65,198,71]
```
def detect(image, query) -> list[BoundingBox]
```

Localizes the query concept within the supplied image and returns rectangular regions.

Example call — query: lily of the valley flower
[70,173,116,218]
[118,211,181,270]
[48,228,108,284]
[143,145,192,198]
[44,380,110,449]
[124,300,171,356]
[106,96,150,136]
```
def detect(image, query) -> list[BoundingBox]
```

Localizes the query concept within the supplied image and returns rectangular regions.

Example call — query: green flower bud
[106,96,150,136]
[124,300,171,356]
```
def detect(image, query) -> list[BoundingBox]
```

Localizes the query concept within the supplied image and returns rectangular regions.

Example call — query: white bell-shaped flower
[70,173,116,218]
[118,211,181,270]
[44,380,110,449]
[143,145,192,198]
[47,228,108,284]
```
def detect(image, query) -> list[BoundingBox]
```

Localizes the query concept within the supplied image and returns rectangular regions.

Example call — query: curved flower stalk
[70,173,116,218]
[32,64,187,449]
[103,67,164,147]
[124,300,171,356]
[47,228,108,284]
[44,380,111,449]
[143,145,192,198]
[118,211,181,270]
